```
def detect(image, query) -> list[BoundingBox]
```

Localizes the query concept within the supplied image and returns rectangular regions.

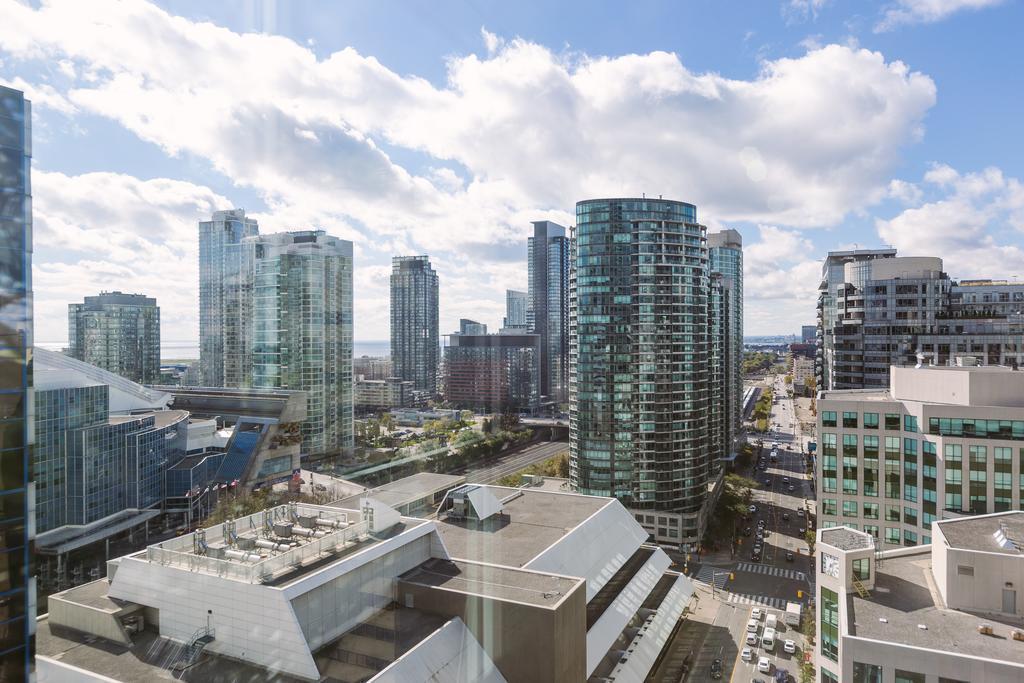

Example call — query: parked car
[746,631,759,645]
[742,647,754,662]
[784,639,797,654]
[710,658,723,679]
[758,656,772,673]
[751,607,763,620]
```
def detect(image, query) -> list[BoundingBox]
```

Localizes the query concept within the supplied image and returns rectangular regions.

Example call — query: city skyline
[6,0,1024,344]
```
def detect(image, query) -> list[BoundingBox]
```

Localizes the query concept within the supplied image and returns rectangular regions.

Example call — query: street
[680,373,814,683]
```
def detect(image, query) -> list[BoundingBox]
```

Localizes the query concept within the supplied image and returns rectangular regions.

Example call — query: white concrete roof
[467,486,503,521]
[34,346,170,413]
[371,617,507,683]
[525,496,649,601]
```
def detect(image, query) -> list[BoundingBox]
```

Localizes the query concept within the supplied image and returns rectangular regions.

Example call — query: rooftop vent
[878,617,888,624]
[917,624,928,630]
[978,623,994,635]
[993,522,1022,551]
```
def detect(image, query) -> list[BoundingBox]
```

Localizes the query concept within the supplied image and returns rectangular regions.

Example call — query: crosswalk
[694,565,729,589]
[736,562,805,581]
[726,592,788,609]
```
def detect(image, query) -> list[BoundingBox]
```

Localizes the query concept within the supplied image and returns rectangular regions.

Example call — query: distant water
[37,339,391,360]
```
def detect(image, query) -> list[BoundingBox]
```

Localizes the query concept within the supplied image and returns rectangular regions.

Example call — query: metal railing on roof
[146,517,371,584]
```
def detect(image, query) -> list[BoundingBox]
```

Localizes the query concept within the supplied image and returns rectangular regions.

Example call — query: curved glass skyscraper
[571,198,730,545]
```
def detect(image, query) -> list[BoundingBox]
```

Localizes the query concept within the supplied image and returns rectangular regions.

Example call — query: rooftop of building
[399,557,581,607]
[108,409,188,429]
[434,487,610,568]
[847,550,1024,665]
[821,527,874,551]
[818,388,891,402]
[330,472,464,513]
[137,503,428,585]
[38,616,302,682]
[935,511,1024,554]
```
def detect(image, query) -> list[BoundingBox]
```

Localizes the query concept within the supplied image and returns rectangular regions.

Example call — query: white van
[765,613,778,631]
[761,627,776,651]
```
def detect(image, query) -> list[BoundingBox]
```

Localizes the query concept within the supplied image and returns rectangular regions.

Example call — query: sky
[2,0,1023,344]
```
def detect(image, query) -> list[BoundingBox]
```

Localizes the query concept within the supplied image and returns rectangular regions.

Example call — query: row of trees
[703,473,759,550]
[742,351,778,375]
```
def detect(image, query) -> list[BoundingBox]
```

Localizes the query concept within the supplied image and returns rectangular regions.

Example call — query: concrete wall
[397,579,587,683]
[890,366,1024,408]
[943,547,1024,615]
[38,656,122,683]
[841,634,1024,683]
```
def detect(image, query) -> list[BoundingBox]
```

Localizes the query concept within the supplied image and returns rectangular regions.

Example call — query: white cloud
[875,0,1004,32]
[0,76,76,114]
[876,164,1024,277]
[0,0,943,336]
[743,225,823,334]
[785,0,831,22]
[32,170,231,342]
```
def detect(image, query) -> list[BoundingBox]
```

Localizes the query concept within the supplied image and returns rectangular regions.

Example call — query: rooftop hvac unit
[273,521,294,538]
[297,514,318,529]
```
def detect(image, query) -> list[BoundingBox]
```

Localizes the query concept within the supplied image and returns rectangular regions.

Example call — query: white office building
[816,363,1024,548]
[815,514,1024,683]
[39,485,694,682]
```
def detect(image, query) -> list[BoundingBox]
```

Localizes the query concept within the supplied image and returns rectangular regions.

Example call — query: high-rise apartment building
[0,84,33,680]
[391,256,439,395]
[249,230,354,456]
[442,331,540,414]
[570,198,736,545]
[68,291,161,384]
[503,289,528,329]
[816,249,1024,391]
[199,208,259,387]
[709,229,743,459]
[817,363,1024,549]
[458,318,487,335]
[528,221,570,404]
[802,324,816,343]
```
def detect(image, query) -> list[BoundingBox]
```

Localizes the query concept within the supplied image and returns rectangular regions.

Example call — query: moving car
[784,639,796,654]
[758,656,772,673]
[799,527,806,534]
[785,551,795,562]
[710,658,723,679]
[797,509,805,517]
[788,485,795,493]
[742,647,754,662]
[749,505,758,513]
[782,513,790,521]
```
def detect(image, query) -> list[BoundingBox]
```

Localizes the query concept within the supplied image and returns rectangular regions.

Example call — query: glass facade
[503,289,528,329]
[391,255,439,395]
[709,229,743,459]
[34,386,187,534]
[570,198,728,543]
[199,209,259,387]
[0,84,32,679]
[527,221,570,404]
[253,231,354,456]
[817,248,1024,391]
[821,586,840,662]
[68,292,160,384]
[442,333,539,413]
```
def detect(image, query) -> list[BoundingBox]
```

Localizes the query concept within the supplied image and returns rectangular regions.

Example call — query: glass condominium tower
[0,85,34,680]
[709,229,743,460]
[198,209,259,387]
[250,231,354,456]
[571,197,726,546]
[391,256,439,395]
[68,291,161,384]
[528,221,570,405]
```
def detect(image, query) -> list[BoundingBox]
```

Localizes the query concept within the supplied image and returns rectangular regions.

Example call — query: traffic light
[797,590,803,599]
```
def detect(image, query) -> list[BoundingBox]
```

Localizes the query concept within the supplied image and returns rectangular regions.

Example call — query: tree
[379,411,395,434]
[784,374,793,385]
